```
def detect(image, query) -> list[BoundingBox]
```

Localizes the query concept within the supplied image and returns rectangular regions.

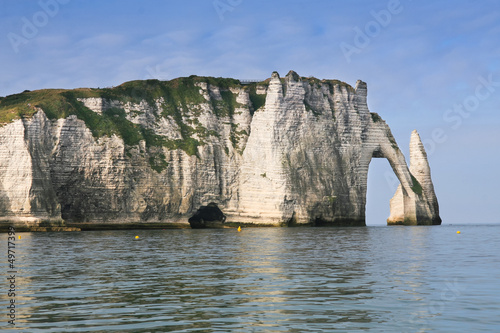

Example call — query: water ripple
[2,225,500,332]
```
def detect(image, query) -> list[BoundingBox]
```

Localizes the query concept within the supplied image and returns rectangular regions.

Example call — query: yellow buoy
[18,235,21,240]
[456,231,461,234]
[237,226,241,232]
[135,235,139,239]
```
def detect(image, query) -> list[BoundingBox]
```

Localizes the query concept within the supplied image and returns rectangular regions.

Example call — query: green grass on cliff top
[0,75,353,124]
[0,76,264,157]
[0,75,353,155]
[301,77,354,93]
[0,76,246,123]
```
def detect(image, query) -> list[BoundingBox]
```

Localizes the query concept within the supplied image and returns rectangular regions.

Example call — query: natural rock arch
[233,72,441,226]
[360,129,441,225]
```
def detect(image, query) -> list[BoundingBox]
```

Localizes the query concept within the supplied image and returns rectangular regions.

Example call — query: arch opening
[365,158,399,226]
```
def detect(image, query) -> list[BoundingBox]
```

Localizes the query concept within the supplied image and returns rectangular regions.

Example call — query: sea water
[2,224,500,332]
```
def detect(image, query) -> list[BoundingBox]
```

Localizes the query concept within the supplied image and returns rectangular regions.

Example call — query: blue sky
[1,0,499,225]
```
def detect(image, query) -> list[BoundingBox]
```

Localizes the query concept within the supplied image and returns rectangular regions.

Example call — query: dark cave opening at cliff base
[365,158,398,226]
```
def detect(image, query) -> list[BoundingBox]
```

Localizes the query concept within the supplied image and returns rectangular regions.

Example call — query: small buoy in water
[135,235,139,239]
[237,226,241,232]
[456,231,461,234]
[18,235,21,240]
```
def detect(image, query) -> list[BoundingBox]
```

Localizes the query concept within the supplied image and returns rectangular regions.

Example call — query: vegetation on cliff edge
[0,75,351,157]
[411,174,423,195]
[0,76,255,156]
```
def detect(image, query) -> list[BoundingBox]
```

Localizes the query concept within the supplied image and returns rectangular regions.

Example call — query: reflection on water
[2,225,500,332]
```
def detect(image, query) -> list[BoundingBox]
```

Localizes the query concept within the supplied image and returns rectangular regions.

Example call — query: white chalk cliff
[0,71,441,229]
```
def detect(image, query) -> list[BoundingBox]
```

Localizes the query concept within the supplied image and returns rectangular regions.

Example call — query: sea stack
[388,130,441,225]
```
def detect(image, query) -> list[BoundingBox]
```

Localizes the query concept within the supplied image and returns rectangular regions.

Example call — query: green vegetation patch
[140,128,199,156]
[302,76,322,88]
[246,84,267,114]
[411,174,423,195]
[0,86,204,156]
[62,91,145,146]
[371,113,382,123]
[200,76,241,90]
[229,123,248,151]
[317,79,355,95]
[326,196,337,204]
[212,89,245,118]
[390,138,399,150]
[149,153,169,173]
[0,89,73,124]
[304,100,321,116]
[70,77,217,107]
[0,75,268,157]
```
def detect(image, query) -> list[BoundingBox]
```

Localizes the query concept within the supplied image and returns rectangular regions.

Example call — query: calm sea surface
[2,224,500,332]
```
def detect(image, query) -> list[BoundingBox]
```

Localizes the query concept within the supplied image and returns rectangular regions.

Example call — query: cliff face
[0,71,441,228]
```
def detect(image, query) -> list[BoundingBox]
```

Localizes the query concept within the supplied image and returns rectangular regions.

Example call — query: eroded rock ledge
[0,71,440,230]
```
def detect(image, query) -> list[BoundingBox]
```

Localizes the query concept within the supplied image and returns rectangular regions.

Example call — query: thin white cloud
[76,33,128,49]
